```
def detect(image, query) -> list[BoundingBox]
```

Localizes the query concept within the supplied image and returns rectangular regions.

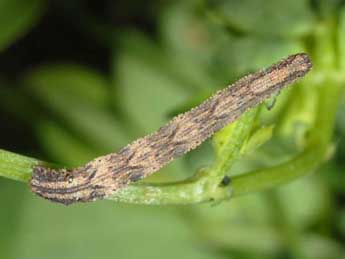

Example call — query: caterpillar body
[30,53,312,205]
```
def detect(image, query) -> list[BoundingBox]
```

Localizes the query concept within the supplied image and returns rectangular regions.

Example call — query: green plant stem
[210,109,258,178]
[232,82,339,197]
[110,174,232,205]
[0,149,41,182]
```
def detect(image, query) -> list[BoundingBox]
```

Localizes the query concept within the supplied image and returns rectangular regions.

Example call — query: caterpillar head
[30,165,106,205]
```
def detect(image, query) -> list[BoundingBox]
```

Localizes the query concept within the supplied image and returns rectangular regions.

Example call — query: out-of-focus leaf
[115,31,212,92]
[258,86,295,127]
[114,33,193,180]
[36,120,97,167]
[23,64,129,152]
[240,125,274,155]
[212,110,257,161]
[197,194,274,227]
[167,89,213,118]
[160,2,225,89]
[0,179,27,259]
[320,163,345,193]
[277,175,330,229]
[210,36,303,84]
[114,34,190,134]
[0,80,39,121]
[207,0,315,38]
[276,82,318,147]
[160,2,227,61]
[0,0,45,51]
[190,183,339,258]
[203,222,345,258]
[9,197,222,259]
[298,234,345,259]
[203,224,283,256]
[183,141,215,174]
[313,0,343,19]
[213,122,237,157]
[335,99,345,163]
[339,6,345,71]
[339,209,345,236]
[189,195,281,256]
[166,52,220,91]
[24,64,111,109]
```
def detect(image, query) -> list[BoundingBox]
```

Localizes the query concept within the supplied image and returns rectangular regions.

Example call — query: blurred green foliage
[0,0,345,259]
[0,0,45,51]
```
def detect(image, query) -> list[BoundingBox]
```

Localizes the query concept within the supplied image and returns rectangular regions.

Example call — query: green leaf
[23,64,129,152]
[210,36,304,84]
[312,0,343,19]
[0,179,28,259]
[116,31,214,92]
[276,82,318,147]
[277,176,330,229]
[191,196,281,256]
[339,209,345,237]
[160,2,221,63]
[212,121,237,157]
[211,109,258,177]
[0,78,39,121]
[24,64,111,109]
[9,199,223,259]
[36,120,98,167]
[320,163,345,193]
[240,125,274,155]
[0,0,45,51]
[338,6,345,71]
[114,34,194,180]
[159,2,235,88]
[167,89,213,118]
[297,234,345,258]
[207,0,315,38]
[114,34,190,134]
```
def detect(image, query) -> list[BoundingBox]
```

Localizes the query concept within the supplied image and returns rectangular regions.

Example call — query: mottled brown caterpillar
[30,53,312,205]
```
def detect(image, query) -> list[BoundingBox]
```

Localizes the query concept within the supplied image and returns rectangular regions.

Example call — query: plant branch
[0,149,41,182]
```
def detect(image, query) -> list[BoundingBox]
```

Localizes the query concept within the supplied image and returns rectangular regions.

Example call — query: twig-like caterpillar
[30,53,312,205]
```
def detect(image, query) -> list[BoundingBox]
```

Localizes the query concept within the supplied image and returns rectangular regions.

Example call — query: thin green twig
[0,149,41,182]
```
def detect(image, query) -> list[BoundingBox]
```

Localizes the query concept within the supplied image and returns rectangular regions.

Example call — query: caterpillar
[30,53,312,205]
